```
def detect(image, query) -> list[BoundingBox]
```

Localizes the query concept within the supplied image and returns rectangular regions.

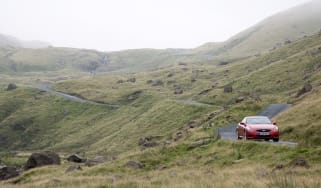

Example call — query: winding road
[216,104,297,146]
[30,84,120,108]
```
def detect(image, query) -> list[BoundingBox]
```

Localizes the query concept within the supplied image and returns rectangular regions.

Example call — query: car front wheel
[273,138,279,142]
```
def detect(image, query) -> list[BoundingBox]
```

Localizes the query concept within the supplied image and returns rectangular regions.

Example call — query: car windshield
[246,117,272,124]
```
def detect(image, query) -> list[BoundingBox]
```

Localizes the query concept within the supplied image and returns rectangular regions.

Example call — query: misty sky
[0,0,311,51]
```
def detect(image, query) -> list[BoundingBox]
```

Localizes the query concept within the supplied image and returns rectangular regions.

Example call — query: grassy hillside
[0,33,50,48]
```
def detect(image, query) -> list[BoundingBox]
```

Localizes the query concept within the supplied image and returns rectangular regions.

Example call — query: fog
[0,0,311,51]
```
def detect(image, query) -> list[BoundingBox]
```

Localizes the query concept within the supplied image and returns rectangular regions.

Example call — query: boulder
[85,156,106,167]
[151,80,164,86]
[224,85,233,93]
[235,96,245,103]
[296,83,312,97]
[289,157,310,168]
[167,73,175,77]
[127,78,136,83]
[0,166,19,181]
[7,83,17,91]
[65,165,82,173]
[24,151,61,170]
[67,154,86,163]
[174,88,183,94]
[125,161,145,169]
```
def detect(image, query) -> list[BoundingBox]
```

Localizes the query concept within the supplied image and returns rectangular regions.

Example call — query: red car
[236,116,279,142]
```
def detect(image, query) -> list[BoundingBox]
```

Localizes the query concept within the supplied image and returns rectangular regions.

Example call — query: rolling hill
[0,33,50,49]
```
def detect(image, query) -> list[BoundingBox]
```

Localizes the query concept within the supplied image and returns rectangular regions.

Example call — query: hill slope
[0,33,50,48]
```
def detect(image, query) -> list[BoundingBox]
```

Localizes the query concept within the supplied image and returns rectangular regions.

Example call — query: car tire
[264,139,270,142]
[273,138,279,142]
[236,130,240,140]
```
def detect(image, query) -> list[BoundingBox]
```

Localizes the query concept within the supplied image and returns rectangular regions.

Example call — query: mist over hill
[0,33,50,49]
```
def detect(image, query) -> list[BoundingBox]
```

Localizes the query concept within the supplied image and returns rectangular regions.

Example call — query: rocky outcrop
[0,166,19,181]
[138,136,162,148]
[7,83,17,91]
[174,88,183,94]
[296,83,312,97]
[224,85,233,93]
[289,157,310,168]
[125,161,145,169]
[67,154,86,163]
[24,151,60,170]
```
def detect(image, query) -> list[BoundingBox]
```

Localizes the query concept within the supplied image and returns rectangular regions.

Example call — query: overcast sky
[0,0,311,51]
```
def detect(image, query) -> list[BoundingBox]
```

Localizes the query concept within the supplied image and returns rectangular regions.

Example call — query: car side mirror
[240,122,246,126]
[273,122,277,125]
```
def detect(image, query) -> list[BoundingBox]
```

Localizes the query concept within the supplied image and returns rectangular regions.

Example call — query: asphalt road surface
[30,84,120,108]
[216,104,297,146]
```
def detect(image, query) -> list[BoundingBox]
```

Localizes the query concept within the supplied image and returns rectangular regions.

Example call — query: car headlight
[246,126,253,132]
[273,126,279,131]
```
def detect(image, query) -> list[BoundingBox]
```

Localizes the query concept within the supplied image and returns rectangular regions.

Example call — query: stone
[174,88,183,94]
[0,166,19,181]
[85,156,106,167]
[151,80,163,86]
[7,83,17,91]
[289,157,310,168]
[65,165,82,173]
[224,85,233,93]
[24,151,61,170]
[127,78,136,83]
[198,89,212,95]
[125,161,145,169]
[167,73,175,77]
[67,154,86,163]
[235,96,245,103]
[296,83,312,97]
[117,80,125,84]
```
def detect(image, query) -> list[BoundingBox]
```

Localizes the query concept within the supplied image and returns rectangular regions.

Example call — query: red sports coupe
[236,116,279,142]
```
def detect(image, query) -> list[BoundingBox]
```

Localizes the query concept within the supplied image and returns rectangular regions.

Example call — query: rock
[174,88,183,94]
[191,78,197,82]
[117,80,125,84]
[65,165,82,173]
[165,140,171,145]
[188,138,212,149]
[151,80,163,86]
[146,80,153,84]
[178,62,187,66]
[0,166,19,181]
[198,89,212,95]
[138,136,161,148]
[167,80,176,85]
[7,83,17,91]
[224,85,233,93]
[127,91,143,101]
[125,161,145,169]
[235,96,245,103]
[67,154,86,163]
[85,156,106,167]
[296,83,312,97]
[24,151,61,170]
[167,73,175,77]
[275,163,284,170]
[127,78,136,83]
[187,121,198,128]
[289,157,310,168]
[284,39,292,44]
[174,132,183,141]
[219,61,229,66]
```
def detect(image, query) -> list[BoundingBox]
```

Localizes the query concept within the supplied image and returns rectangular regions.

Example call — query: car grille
[256,129,271,132]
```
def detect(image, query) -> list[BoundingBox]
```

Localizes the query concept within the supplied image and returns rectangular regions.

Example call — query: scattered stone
[138,136,162,148]
[191,78,197,82]
[256,170,269,178]
[167,73,175,77]
[151,80,164,86]
[67,154,86,163]
[275,163,284,170]
[85,156,106,167]
[169,171,177,177]
[65,165,82,173]
[0,166,19,181]
[296,83,312,97]
[289,157,310,168]
[224,85,233,93]
[125,161,145,169]
[7,83,17,91]
[178,62,187,66]
[187,121,198,129]
[198,89,212,95]
[219,61,229,66]
[188,138,212,149]
[165,140,171,145]
[167,80,176,85]
[284,39,292,45]
[117,80,125,84]
[174,88,183,94]
[174,132,183,141]
[24,151,61,170]
[235,96,245,103]
[127,78,136,83]
[127,91,143,101]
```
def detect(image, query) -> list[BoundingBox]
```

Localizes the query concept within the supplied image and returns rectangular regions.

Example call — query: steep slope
[196,0,321,58]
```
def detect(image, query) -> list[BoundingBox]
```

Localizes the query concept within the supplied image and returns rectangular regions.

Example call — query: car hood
[248,124,276,130]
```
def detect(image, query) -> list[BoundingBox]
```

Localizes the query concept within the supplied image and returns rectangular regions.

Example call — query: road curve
[215,104,297,146]
[30,84,120,108]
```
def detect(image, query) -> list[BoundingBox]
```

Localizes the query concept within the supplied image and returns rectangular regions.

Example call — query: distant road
[216,104,297,146]
[30,84,120,108]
